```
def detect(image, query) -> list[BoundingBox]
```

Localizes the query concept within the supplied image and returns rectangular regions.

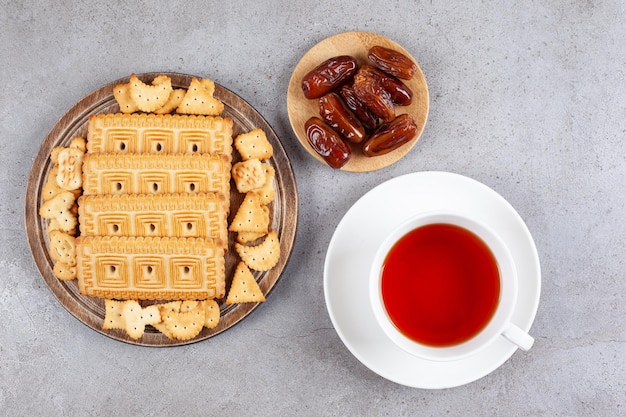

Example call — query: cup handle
[502,323,534,351]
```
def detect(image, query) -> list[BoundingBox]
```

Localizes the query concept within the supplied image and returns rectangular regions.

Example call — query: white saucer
[323,171,541,389]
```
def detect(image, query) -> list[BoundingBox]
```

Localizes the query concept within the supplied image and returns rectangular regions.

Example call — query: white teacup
[369,211,534,361]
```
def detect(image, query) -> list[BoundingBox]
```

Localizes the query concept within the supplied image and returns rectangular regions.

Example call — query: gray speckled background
[2,1,625,416]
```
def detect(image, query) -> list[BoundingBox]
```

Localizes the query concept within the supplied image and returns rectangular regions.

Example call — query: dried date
[339,85,379,131]
[368,45,417,80]
[319,92,366,143]
[352,68,396,123]
[301,55,358,99]
[362,114,417,157]
[305,117,352,169]
[359,65,413,106]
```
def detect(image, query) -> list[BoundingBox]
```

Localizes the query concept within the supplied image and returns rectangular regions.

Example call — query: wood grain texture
[24,72,298,346]
[287,31,430,172]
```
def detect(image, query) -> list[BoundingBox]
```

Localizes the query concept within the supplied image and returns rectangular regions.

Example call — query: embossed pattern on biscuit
[76,236,226,300]
[81,153,231,196]
[77,193,227,240]
[86,113,233,156]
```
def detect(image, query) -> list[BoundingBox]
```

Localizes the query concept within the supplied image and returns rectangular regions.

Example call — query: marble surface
[2,1,624,415]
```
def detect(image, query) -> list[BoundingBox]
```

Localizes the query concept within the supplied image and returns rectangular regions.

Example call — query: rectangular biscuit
[77,192,228,241]
[86,113,233,156]
[76,236,226,300]
[82,153,231,196]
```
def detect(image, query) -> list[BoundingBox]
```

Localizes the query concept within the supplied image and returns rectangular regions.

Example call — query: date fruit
[362,113,417,157]
[339,85,379,131]
[305,117,352,169]
[359,65,413,106]
[368,45,417,80]
[301,55,358,99]
[319,92,366,143]
[352,68,396,123]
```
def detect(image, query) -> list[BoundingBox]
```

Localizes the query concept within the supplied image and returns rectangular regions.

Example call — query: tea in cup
[369,211,534,361]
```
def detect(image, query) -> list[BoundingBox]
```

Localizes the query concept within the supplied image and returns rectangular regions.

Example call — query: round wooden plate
[287,31,429,172]
[24,73,298,346]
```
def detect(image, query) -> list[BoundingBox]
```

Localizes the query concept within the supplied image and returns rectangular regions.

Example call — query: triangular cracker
[235,230,280,271]
[228,193,270,233]
[226,262,265,304]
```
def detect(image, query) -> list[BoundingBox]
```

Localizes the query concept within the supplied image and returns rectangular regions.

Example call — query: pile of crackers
[39,74,280,341]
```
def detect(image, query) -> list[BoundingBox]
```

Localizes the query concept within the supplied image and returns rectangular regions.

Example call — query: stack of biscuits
[76,113,233,301]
